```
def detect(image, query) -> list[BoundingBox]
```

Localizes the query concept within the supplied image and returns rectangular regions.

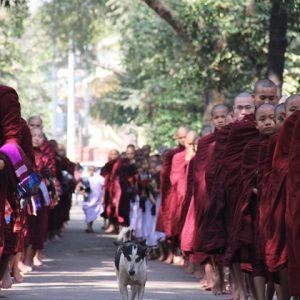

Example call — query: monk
[156,126,188,263]
[184,104,228,292]
[252,79,279,106]
[24,127,56,268]
[167,130,198,265]
[101,149,120,233]
[275,103,286,129]
[0,86,21,294]
[285,94,300,298]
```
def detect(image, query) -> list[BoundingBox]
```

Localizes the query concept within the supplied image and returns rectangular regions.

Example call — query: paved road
[6,204,226,299]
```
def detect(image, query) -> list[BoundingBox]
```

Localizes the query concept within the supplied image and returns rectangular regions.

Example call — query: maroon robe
[156,145,184,234]
[201,124,233,254]
[265,113,298,275]
[191,133,216,261]
[286,110,300,296]
[166,150,192,238]
[101,159,118,220]
[0,86,21,257]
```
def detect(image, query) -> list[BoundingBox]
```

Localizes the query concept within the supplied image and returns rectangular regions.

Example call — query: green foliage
[98,0,300,149]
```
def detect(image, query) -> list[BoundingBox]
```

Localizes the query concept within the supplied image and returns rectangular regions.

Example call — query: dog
[114,227,147,300]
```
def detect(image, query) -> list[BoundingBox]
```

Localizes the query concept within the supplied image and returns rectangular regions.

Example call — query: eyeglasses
[234,105,255,111]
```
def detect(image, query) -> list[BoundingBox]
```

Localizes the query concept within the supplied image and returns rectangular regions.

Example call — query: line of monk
[154,79,300,300]
[0,85,76,297]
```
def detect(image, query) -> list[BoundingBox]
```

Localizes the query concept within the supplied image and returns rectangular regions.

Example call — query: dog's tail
[117,227,133,242]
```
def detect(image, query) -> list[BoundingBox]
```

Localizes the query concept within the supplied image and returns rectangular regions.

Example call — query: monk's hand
[0,160,5,170]
[252,188,258,195]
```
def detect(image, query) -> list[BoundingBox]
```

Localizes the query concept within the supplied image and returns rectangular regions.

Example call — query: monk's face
[211,107,227,130]
[142,145,151,157]
[28,117,43,131]
[185,132,197,154]
[109,150,119,161]
[286,98,300,118]
[126,147,135,161]
[32,129,45,147]
[253,86,278,107]
[175,129,187,146]
[233,96,255,121]
[255,106,276,135]
[275,110,286,129]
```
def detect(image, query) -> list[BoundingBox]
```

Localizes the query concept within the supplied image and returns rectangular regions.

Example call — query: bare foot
[164,253,174,264]
[1,268,13,289]
[173,256,185,266]
[12,266,23,283]
[20,260,32,273]
[185,262,195,274]
[104,224,115,234]
[199,278,208,289]
[33,256,43,267]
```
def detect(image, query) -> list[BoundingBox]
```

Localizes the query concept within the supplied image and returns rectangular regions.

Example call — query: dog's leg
[131,285,139,300]
[137,285,145,300]
[119,284,129,300]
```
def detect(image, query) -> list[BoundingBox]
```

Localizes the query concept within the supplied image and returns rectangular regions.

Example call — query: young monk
[285,93,300,118]
[167,130,198,265]
[24,128,55,268]
[190,104,228,293]
[232,104,278,300]
[101,149,120,233]
[156,126,188,263]
[284,94,300,298]
[252,79,279,106]
[275,103,286,130]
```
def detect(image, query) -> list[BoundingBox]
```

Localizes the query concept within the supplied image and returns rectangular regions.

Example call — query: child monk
[24,128,55,268]
[167,130,198,265]
[252,79,279,106]
[275,103,286,129]
[156,126,188,263]
[285,93,300,118]
[190,105,228,293]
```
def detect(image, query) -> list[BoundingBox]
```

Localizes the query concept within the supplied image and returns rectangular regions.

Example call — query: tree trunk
[141,0,192,43]
[267,0,288,93]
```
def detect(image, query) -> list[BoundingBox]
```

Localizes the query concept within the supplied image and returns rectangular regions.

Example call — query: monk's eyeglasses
[234,105,254,111]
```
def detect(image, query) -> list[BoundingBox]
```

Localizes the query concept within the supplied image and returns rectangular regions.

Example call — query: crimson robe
[265,113,298,276]
[101,159,118,220]
[191,133,216,259]
[200,124,233,254]
[156,145,185,234]
[286,110,300,296]
[0,86,21,257]
[117,158,138,226]
[166,150,193,238]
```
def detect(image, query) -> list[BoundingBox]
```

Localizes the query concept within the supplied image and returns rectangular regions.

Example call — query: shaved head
[285,94,300,118]
[255,103,275,119]
[28,115,43,131]
[211,104,229,130]
[175,126,189,146]
[233,92,255,121]
[255,104,276,135]
[253,79,278,106]
[186,130,198,143]
[275,103,286,128]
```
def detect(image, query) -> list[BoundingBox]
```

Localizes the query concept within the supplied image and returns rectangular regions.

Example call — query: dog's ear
[139,245,148,258]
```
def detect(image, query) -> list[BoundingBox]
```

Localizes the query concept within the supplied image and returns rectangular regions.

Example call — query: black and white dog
[114,227,147,300]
